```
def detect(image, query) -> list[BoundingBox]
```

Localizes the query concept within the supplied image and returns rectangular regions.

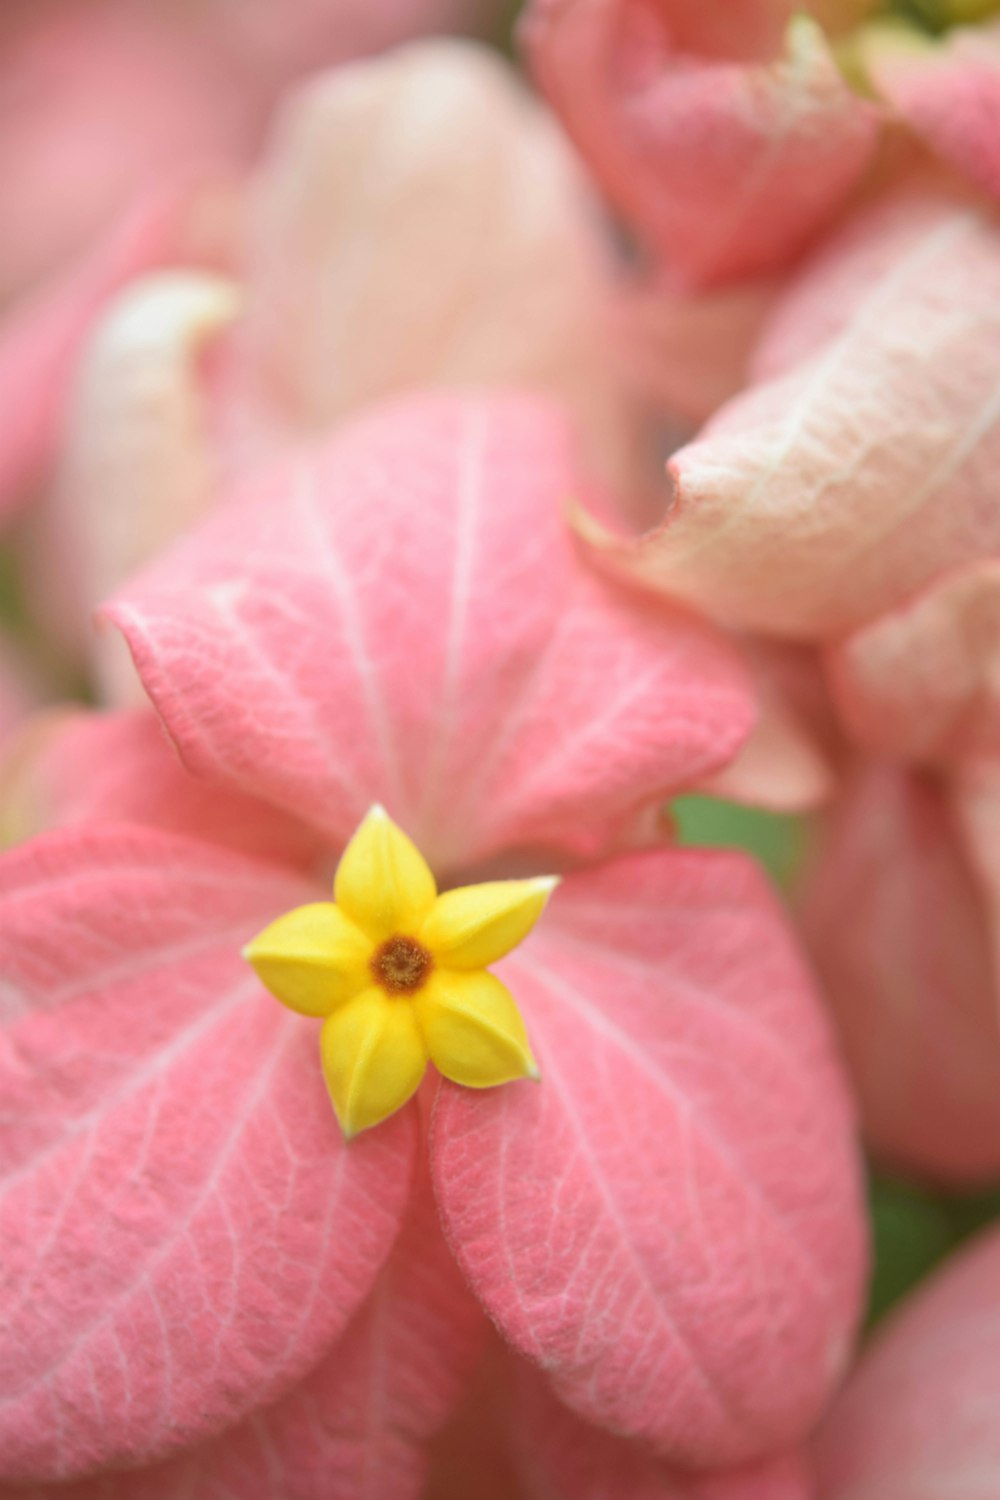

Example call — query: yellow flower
[244,806,554,1137]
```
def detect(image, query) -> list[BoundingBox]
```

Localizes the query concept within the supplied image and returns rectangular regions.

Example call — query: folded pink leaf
[0,708,320,866]
[0,826,415,1481]
[107,395,753,874]
[577,186,1000,637]
[522,1,879,289]
[828,559,1000,763]
[511,1364,813,1499]
[432,848,866,1464]
[0,1163,485,1500]
[800,761,1000,1182]
[817,1223,1000,1499]
[866,20,1000,204]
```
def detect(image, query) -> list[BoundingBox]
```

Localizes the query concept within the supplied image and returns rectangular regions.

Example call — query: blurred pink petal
[512,1364,813,1498]
[0,1164,486,1500]
[0,5,247,308]
[52,43,650,677]
[0,825,416,1480]
[614,275,776,429]
[828,559,1000,763]
[236,42,639,490]
[950,758,1000,1009]
[817,1223,1000,1499]
[107,395,753,875]
[865,19,1000,204]
[46,270,240,699]
[432,848,865,1464]
[0,182,237,527]
[523,2,879,289]
[801,761,1000,1182]
[701,642,836,811]
[192,0,505,92]
[576,185,1000,638]
[0,708,319,866]
[0,0,492,312]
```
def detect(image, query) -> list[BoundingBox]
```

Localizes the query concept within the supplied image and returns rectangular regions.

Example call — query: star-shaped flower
[245,805,552,1136]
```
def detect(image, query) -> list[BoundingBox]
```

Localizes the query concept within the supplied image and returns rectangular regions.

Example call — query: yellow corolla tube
[244,806,556,1137]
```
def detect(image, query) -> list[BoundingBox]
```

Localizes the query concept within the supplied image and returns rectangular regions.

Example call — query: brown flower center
[371,934,433,996]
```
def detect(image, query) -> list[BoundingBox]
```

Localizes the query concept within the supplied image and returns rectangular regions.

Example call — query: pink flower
[817,1220,1000,1498]
[0,393,865,1489]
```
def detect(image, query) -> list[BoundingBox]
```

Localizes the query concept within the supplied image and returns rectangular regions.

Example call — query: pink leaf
[817,1223,1000,1499]
[511,1364,813,1500]
[0,826,415,1482]
[576,185,1000,638]
[0,708,320,866]
[107,394,753,875]
[431,847,866,1464]
[1,1161,483,1500]
[522,1,879,289]
[800,761,1000,1182]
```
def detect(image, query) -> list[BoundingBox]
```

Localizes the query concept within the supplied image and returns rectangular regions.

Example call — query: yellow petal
[416,970,538,1089]
[244,902,372,1016]
[334,805,437,941]
[418,876,559,969]
[321,988,428,1136]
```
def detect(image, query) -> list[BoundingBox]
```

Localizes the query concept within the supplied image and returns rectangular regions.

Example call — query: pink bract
[106,394,754,873]
[434,849,865,1462]
[817,1222,1000,1499]
[577,183,1000,639]
[801,760,1000,1182]
[0,708,320,866]
[0,1160,486,1500]
[0,825,418,1479]
[522,0,880,289]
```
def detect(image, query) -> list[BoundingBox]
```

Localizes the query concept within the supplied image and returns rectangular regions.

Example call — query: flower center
[371,934,433,995]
